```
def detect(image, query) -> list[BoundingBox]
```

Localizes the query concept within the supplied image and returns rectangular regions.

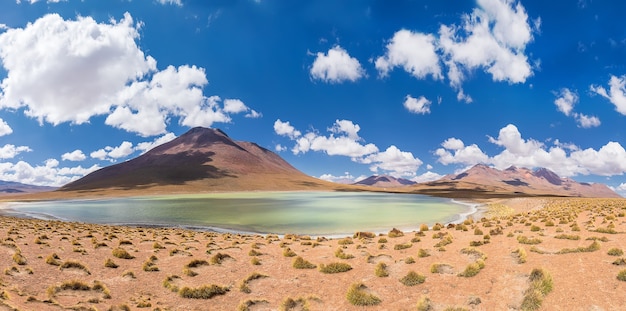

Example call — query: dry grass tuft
[346,282,381,306]
[400,271,426,286]
[375,262,389,277]
[520,268,553,311]
[292,256,316,269]
[319,262,352,274]
[112,248,134,259]
[179,284,229,299]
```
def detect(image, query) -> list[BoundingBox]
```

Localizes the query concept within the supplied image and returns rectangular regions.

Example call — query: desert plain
[0,197,625,310]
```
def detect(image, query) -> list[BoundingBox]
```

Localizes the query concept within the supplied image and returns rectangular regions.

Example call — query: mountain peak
[354,175,416,188]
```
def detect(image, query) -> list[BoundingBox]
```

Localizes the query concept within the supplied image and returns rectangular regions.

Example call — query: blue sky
[1,0,626,194]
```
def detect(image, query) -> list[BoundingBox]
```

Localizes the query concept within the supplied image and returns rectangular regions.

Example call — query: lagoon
[4,192,471,236]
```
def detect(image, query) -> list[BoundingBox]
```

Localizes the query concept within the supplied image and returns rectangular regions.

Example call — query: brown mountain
[413,164,620,198]
[0,181,56,195]
[354,175,416,188]
[59,127,342,194]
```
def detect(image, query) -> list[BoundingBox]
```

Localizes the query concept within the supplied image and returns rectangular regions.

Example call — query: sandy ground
[0,197,625,310]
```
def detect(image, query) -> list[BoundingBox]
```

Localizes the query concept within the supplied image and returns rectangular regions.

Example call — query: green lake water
[4,192,473,236]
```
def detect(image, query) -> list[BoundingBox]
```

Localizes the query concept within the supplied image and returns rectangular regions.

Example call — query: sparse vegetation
[210,252,232,264]
[517,235,542,245]
[394,242,412,250]
[104,258,119,268]
[112,248,134,259]
[521,268,553,311]
[45,253,61,266]
[60,260,91,274]
[416,295,433,311]
[512,247,527,264]
[608,248,624,256]
[400,271,426,286]
[388,228,404,238]
[556,241,600,254]
[334,247,355,259]
[179,284,229,299]
[418,248,430,258]
[293,256,316,269]
[346,282,381,306]
[617,269,626,282]
[458,261,484,277]
[375,262,388,277]
[319,262,352,274]
[282,248,297,257]
[554,234,580,240]
[239,272,268,293]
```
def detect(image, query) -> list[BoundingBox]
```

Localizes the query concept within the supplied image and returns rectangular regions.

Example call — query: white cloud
[61,150,86,161]
[90,141,134,162]
[591,75,626,115]
[554,88,577,116]
[436,123,626,178]
[0,144,31,159]
[375,29,441,80]
[0,118,12,137]
[310,45,365,83]
[274,144,287,152]
[0,159,100,187]
[136,132,177,153]
[411,171,444,183]
[273,119,301,139]
[318,172,355,184]
[157,0,182,6]
[403,95,431,114]
[575,113,601,128]
[0,13,258,137]
[439,0,534,94]
[275,119,422,177]
[359,145,423,177]
[435,140,489,166]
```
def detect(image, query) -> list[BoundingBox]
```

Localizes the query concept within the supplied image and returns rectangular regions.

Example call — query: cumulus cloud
[375,29,441,80]
[554,88,577,116]
[439,0,535,94]
[411,171,445,183]
[136,132,177,153]
[0,118,12,137]
[61,150,86,161]
[274,119,423,177]
[318,172,356,184]
[0,13,258,137]
[575,113,600,128]
[553,88,600,128]
[591,75,626,115]
[0,159,100,187]
[90,141,134,162]
[310,46,365,83]
[0,144,31,159]
[359,145,423,177]
[156,0,182,5]
[274,119,301,139]
[435,123,626,177]
[403,95,431,114]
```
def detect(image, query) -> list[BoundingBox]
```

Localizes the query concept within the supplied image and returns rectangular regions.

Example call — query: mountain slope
[354,175,416,188]
[416,164,619,198]
[60,127,338,193]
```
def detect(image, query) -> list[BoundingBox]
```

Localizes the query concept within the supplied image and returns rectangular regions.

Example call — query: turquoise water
[5,192,470,235]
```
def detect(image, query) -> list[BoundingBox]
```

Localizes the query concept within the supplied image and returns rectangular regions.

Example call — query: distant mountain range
[416,164,619,198]
[0,181,56,195]
[6,127,617,199]
[60,127,342,193]
[353,175,416,188]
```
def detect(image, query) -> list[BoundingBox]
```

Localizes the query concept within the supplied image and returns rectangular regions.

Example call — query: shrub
[416,295,432,311]
[179,285,229,299]
[104,258,119,268]
[112,248,134,259]
[399,271,426,287]
[334,248,355,259]
[346,282,381,306]
[594,227,617,234]
[388,228,404,238]
[375,262,388,277]
[405,256,415,264]
[12,252,26,265]
[557,241,601,254]
[239,272,268,293]
[530,225,541,232]
[419,224,429,232]
[210,253,232,264]
[143,259,159,272]
[319,262,352,274]
[153,242,165,249]
[338,237,354,245]
[617,269,626,282]
[394,243,412,250]
[521,268,553,311]
[248,249,262,256]
[163,275,180,292]
[513,248,527,264]
[608,248,624,256]
[250,257,261,265]
[60,261,90,274]
[378,238,388,244]
[283,248,297,257]
[432,224,442,231]
[554,234,580,240]
[354,232,376,239]
[517,236,542,245]
[292,256,316,269]
[458,262,483,277]
[417,249,429,258]
[474,228,483,235]
[45,253,61,266]
[430,263,453,274]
